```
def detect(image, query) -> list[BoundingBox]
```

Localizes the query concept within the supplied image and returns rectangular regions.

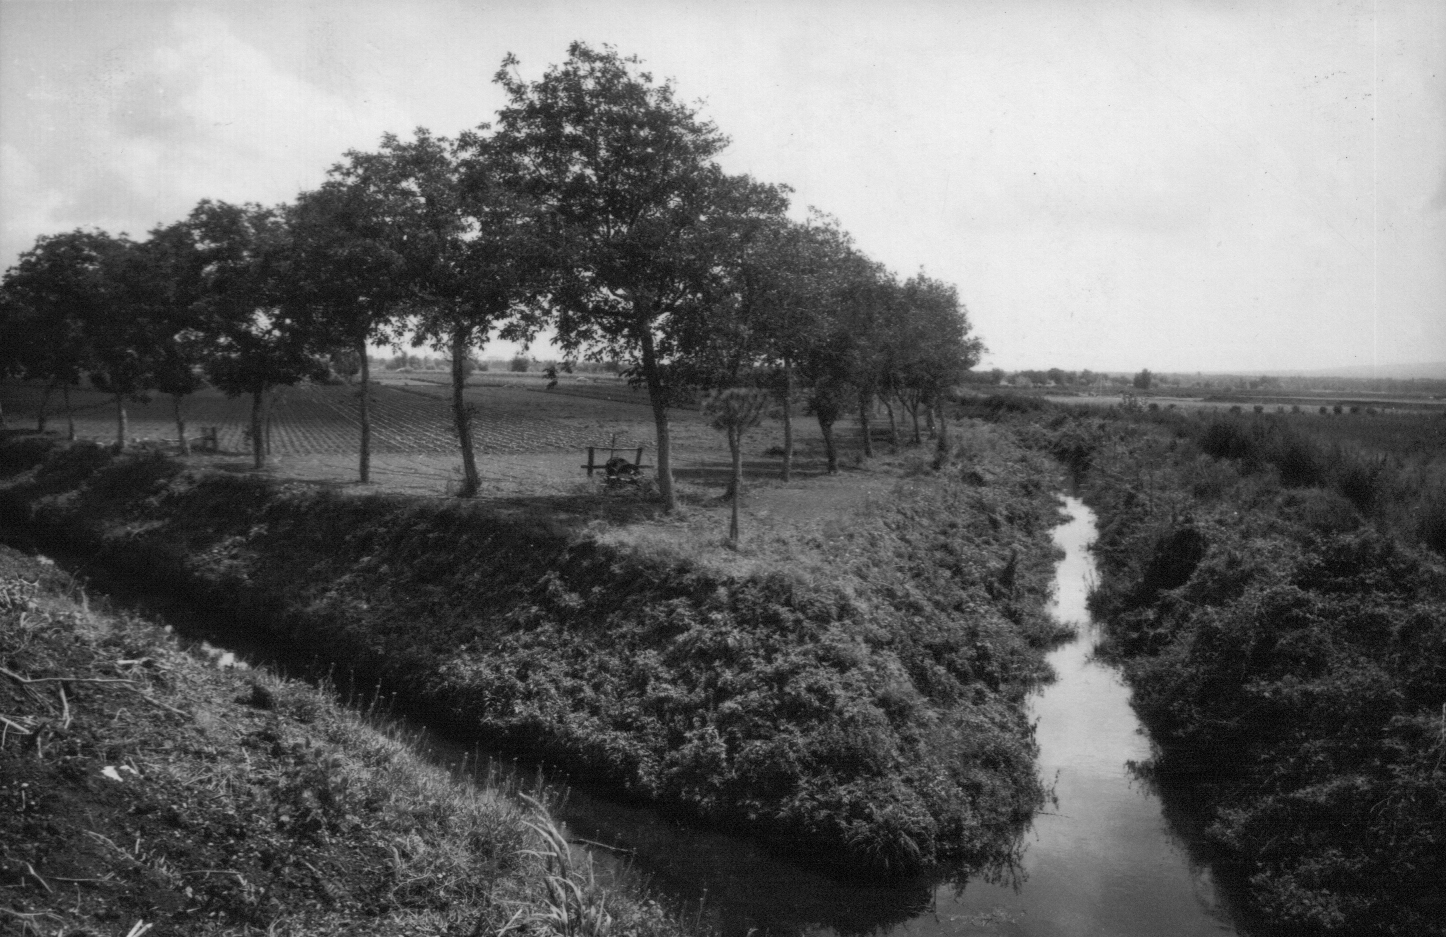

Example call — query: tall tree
[189,200,327,470]
[895,273,984,467]
[493,42,735,512]
[288,163,411,484]
[757,214,864,478]
[124,222,209,453]
[87,233,175,449]
[795,241,891,474]
[1,230,124,438]
[364,128,548,497]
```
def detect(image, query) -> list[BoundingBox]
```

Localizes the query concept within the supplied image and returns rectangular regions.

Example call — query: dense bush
[1076,415,1446,936]
[0,429,1068,877]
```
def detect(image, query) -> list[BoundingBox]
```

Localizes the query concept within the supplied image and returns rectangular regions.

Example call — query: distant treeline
[967,368,1446,397]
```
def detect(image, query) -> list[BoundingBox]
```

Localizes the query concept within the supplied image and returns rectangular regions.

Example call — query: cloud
[2,5,413,264]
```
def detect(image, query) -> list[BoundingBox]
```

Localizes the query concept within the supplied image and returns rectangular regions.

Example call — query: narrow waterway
[397,496,1242,936]
[904,497,1240,935]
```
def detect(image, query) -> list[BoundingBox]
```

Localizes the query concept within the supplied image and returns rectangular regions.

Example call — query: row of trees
[1,43,982,511]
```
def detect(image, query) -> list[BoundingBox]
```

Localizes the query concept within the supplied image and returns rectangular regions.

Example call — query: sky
[2,0,1443,373]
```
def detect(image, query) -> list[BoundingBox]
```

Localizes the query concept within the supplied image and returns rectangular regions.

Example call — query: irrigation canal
[354,497,1245,937]
[14,496,1243,936]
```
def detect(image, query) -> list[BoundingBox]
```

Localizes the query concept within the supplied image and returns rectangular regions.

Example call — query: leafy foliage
[1050,407,1446,936]
[0,427,1067,878]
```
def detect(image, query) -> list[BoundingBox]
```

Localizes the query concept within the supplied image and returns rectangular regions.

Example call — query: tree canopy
[2,41,988,499]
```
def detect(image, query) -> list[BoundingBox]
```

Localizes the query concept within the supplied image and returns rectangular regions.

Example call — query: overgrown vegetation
[0,545,692,936]
[993,402,1446,936]
[0,424,1068,878]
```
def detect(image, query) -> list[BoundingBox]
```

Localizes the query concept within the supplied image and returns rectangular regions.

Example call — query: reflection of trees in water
[1123,757,1261,937]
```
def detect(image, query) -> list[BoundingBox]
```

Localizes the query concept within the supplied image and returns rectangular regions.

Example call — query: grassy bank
[0,424,1068,878]
[1012,405,1446,936]
[0,544,690,936]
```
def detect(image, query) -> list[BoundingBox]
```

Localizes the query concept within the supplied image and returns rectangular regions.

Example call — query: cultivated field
[0,374,869,507]
[0,377,671,454]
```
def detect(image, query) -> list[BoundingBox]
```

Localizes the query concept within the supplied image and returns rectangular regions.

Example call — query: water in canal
[509,497,1241,936]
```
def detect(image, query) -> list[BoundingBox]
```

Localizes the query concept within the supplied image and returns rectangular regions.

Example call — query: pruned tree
[492,42,736,512]
[705,386,770,547]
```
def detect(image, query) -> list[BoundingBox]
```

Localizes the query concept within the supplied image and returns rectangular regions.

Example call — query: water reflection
[918,498,1238,936]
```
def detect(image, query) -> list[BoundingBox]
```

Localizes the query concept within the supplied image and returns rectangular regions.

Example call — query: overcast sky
[2,0,1443,373]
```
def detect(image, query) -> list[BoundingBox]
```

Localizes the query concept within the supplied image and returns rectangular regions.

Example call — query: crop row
[5,383,653,456]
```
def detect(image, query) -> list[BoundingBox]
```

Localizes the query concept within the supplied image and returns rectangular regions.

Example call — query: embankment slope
[0,427,1068,877]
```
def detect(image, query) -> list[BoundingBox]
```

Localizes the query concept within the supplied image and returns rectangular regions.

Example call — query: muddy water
[403,496,1242,936]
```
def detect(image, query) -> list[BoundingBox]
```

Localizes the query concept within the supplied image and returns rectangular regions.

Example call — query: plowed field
[0,380,680,456]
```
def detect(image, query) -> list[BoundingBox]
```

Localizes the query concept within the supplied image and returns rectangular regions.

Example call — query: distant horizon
[394,344,1446,382]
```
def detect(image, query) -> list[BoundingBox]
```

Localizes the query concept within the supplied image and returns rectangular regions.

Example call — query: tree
[1,230,119,437]
[1133,368,1154,390]
[493,42,735,512]
[88,233,171,449]
[705,386,770,547]
[126,221,210,453]
[288,159,412,484]
[895,273,983,467]
[793,239,892,473]
[189,200,327,470]
[711,210,841,480]
[361,128,549,497]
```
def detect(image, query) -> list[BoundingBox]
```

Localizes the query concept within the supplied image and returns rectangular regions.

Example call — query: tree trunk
[172,394,188,454]
[909,400,921,445]
[925,405,936,438]
[357,336,371,484]
[858,388,873,458]
[780,362,793,482]
[114,394,128,450]
[818,414,838,474]
[62,384,75,441]
[729,424,743,546]
[451,324,480,498]
[250,388,265,470]
[637,314,675,512]
[933,397,951,470]
[36,379,55,433]
[883,396,899,449]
